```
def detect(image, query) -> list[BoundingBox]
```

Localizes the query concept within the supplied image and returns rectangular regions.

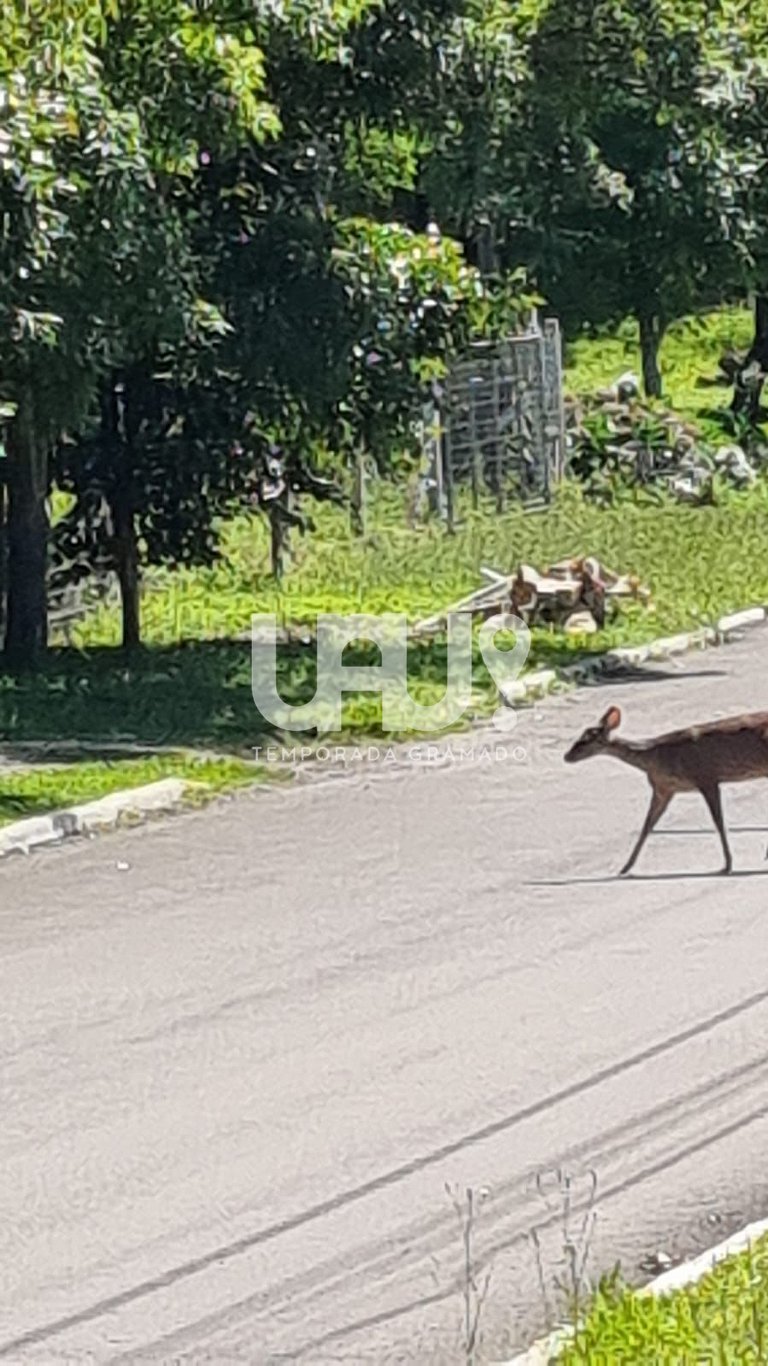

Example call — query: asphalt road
[4,630,768,1364]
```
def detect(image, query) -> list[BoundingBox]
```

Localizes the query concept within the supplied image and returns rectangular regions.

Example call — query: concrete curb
[501,605,767,711]
[500,1214,768,1364]
[640,1213,768,1296]
[717,606,767,637]
[0,778,194,859]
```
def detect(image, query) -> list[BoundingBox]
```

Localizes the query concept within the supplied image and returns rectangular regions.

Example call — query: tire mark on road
[4,985,768,1357]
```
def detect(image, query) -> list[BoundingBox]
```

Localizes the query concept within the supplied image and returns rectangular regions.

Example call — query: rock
[742,359,764,389]
[714,443,757,486]
[671,468,711,503]
[615,371,640,401]
[674,433,696,455]
[640,1250,673,1275]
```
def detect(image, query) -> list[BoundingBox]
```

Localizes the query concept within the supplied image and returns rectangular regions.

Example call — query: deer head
[564,706,622,763]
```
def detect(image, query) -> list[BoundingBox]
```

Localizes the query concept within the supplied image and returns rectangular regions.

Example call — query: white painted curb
[504,604,767,711]
[66,778,192,832]
[498,1325,573,1365]
[0,778,193,859]
[717,606,766,636]
[502,670,558,703]
[641,1213,768,1298]
[499,1215,768,1364]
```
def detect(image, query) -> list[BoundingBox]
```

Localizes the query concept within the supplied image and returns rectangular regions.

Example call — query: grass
[563,304,754,436]
[60,477,768,657]
[0,753,277,828]
[555,1234,768,1364]
[56,306,758,651]
[6,475,764,757]
[2,300,764,821]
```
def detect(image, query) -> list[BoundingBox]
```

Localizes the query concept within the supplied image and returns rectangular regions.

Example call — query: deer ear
[601,705,621,732]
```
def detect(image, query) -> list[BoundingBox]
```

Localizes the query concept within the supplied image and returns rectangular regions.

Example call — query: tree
[0,0,282,663]
[7,0,464,652]
[514,0,762,397]
[409,0,761,398]
[51,347,238,648]
[325,216,530,466]
[190,5,534,519]
[697,12,768,420]
[0,1,142,660]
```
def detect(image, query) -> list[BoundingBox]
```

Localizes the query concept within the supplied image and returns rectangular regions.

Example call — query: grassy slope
[2,303,765,815]
[556,1233,768,1364]
[564,305,754,428]
[62,305,758,648]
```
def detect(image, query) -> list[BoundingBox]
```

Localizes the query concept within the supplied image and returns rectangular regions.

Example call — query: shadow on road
[579,667,727,687]
[655,825,767,836]
[527,868,768,886]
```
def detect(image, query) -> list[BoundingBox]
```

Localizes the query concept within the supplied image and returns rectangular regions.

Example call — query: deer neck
[605,736,655,775]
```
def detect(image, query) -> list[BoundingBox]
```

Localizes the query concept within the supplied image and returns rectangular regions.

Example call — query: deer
[564,704,768,875]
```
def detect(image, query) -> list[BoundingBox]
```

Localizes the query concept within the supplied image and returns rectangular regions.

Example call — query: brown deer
[564,704,768,875]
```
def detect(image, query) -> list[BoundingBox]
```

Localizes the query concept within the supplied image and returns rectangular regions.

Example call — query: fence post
[421,399,444,519]
[494,361,505,513]
[432,410,445,519]
[470,395,481,511]
[443,403,456,533]
[544,317,566,484]
[351,448,366,535]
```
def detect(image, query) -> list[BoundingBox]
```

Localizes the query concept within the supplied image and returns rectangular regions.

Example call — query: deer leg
[620,786,672,876]
[701,783,732,874]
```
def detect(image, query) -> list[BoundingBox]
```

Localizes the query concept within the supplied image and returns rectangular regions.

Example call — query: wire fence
[422,316,565,528]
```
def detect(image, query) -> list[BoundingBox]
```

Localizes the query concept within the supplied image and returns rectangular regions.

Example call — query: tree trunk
[4,388,48,665]
[474,220,499,277]
[731,294,768,422]
[116,376,141,649]
[103,372,142,649]
[269,506,285,579]
[638,312,664,398]
[113,489,140,648]
[0,469,7,646]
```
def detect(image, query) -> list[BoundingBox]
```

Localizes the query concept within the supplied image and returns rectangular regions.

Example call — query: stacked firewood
[412,556,651,638]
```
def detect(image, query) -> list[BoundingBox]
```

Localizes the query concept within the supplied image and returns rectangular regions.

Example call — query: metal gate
[424,316,564,528]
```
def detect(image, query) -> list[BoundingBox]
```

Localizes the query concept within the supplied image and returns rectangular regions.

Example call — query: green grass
[65,471,768,649]
[0,753,277,827]
[54,308,756,653]
[563,304,754,435]
[62,479,768,653]
[8,476,765,758]
[555,1235,768,1364]
[3,301,763,819]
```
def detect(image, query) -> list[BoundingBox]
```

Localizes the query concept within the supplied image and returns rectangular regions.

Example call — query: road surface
[4,630,768,1363]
